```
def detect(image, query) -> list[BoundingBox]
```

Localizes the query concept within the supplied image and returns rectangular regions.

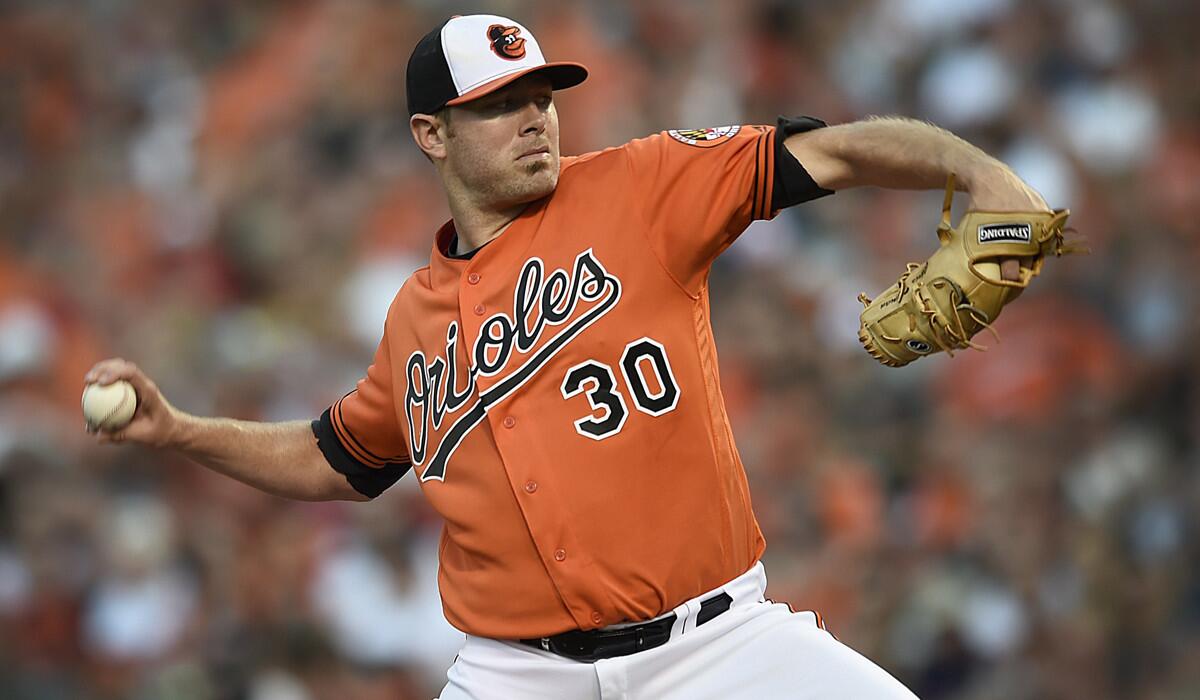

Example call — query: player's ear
[410,111,450,162]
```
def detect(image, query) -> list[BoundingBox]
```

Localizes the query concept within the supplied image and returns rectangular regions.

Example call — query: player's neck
[447,197,530,252]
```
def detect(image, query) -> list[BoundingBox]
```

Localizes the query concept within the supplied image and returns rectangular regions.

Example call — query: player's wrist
[960,163,1048,213]
[159,406,198,451]
[955,158,1007,196]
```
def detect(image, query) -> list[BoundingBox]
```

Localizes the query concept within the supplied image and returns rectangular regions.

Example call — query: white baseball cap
[406,14,589,116]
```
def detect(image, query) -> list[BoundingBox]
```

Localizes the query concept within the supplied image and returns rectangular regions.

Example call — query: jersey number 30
[559,337,680,440]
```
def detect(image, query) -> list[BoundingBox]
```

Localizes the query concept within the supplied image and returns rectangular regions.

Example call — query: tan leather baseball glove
[857,175,1083,367]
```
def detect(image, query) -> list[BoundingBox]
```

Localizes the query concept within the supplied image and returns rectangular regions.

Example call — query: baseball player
[86,14,1058,699]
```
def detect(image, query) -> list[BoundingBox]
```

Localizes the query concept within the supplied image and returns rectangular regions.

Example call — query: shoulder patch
[667,125,741,148]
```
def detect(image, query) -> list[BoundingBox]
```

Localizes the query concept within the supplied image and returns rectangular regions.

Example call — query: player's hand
[83,358,183,448]
[963,166,1051,282]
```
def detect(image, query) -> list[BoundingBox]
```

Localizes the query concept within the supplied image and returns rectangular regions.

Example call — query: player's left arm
[785,116,1050,281]
[785,116,1048,214]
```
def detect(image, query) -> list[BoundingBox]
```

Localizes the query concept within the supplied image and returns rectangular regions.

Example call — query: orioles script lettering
[405,249,622,481]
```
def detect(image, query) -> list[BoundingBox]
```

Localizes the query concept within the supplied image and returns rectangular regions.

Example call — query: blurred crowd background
[1,0,1197,698]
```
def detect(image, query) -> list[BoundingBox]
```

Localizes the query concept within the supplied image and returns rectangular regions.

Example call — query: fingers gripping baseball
[83,358,179,447]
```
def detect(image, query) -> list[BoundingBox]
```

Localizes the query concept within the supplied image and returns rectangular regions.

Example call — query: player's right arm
[84,358,371,502]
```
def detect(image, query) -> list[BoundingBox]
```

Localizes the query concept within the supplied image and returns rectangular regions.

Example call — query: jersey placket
[456,252,616,631]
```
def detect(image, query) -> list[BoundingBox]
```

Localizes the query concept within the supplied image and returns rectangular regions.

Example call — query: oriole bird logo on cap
[487,24,526,60]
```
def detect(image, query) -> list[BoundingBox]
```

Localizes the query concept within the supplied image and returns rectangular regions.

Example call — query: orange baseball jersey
[312,118,832,639]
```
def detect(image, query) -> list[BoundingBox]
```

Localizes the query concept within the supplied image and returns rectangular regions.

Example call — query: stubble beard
[499,158,558,205]
[522,159,548,176]
[449,148,558,209]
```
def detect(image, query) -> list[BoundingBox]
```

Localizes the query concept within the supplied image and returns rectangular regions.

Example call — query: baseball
[975,260,1002,282]
[82,380,138,432]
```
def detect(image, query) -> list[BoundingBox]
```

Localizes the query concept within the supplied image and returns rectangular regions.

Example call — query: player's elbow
[784,129,855,191]
[312,466,375,502]
[281,461,375,502]
[339,488,375,503]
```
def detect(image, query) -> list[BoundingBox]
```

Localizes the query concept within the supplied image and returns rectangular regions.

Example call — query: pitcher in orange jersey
[87,13,1056,699]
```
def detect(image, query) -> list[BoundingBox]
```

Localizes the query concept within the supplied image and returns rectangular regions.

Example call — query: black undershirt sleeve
[772,115,835,210]
[311,408,410,498]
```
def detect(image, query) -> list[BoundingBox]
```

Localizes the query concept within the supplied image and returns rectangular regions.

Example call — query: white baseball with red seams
[82,380,138,431]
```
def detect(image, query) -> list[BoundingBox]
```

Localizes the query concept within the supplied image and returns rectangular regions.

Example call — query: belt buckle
[540,637,551,652]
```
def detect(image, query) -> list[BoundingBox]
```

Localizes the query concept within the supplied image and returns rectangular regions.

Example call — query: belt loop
[680,598,702,636]
[669,606,687,639]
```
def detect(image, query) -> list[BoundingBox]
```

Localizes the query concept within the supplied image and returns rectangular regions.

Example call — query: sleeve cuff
[312,408,410,499]
[772,115,836,210]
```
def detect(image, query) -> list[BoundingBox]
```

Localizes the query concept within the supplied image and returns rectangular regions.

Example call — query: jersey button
[554,548,566,562]
[591,612,603,625]
[503,416,516,429]
[473,303,485,316]
[467,272,481,285]
[523,480,538,494]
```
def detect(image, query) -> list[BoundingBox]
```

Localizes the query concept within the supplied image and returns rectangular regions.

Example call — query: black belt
[519,591,733,662]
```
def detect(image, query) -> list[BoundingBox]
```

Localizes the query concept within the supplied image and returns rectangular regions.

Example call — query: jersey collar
[428,197,553,292]
[430,220,469,291]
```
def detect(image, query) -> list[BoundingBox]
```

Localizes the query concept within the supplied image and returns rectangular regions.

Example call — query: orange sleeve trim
[330,399,384,467]
[753,130,773,220]
[331,396,408,467]
[759,129,776,219]
[748,134,763,223]
[755,132,766,220]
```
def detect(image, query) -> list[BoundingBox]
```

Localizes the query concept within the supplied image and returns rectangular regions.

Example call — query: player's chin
[519,154,556,177]
[515,163,558,198]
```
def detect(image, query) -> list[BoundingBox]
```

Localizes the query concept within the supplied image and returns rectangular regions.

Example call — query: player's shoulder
[657,124,770,149]
[387,267,431,308]
[639,124,772,153]
[555,143,631,191]
[375,269,433,335]
[559,143,627,173]
[399,265,431,293]
[561,124,771,176]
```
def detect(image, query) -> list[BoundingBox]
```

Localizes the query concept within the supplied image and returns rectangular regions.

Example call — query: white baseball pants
[437,562,919,699]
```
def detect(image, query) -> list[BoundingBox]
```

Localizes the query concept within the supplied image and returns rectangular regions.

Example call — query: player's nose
[519,101,548,136]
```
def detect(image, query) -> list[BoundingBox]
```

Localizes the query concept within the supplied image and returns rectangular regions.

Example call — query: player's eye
[480,98,512,114]
[481,92,549,116]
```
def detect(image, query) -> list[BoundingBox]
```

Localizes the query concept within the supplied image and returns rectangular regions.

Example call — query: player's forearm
[168,415,368,502]
[786,116,1013,195]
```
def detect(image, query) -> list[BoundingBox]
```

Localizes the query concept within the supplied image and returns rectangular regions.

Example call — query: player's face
[441,75,560,208]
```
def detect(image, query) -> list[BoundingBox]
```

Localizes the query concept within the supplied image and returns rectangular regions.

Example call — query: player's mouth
[517,146,551,161]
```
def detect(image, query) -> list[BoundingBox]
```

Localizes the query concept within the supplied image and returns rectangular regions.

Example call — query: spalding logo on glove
[857,174,1085,367]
